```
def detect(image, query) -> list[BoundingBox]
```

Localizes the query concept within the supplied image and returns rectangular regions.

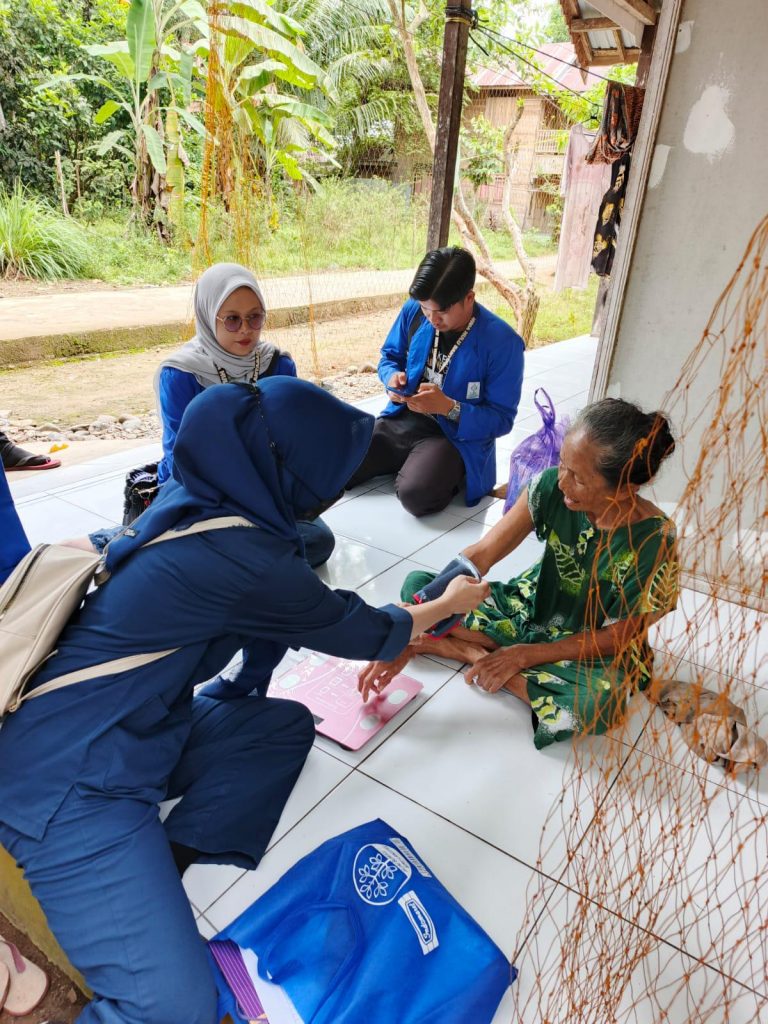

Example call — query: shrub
[0,182,90,280]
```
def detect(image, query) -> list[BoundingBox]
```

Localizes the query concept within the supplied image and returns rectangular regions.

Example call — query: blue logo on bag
[353,843,412,906]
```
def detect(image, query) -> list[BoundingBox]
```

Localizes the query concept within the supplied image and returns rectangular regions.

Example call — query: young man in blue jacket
[349,247,525,515]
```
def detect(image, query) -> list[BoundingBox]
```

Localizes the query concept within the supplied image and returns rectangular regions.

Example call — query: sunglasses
[216,312,266,333]
[245,384,340,519]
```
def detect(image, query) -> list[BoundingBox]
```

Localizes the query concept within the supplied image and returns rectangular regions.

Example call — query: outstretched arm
[462,486,535,575]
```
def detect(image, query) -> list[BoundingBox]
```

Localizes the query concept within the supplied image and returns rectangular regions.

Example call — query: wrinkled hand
[464,645,534,694]
[386,371,408,404]
[443,574,490,615]
[358,644,415,702]
[405,384,454,416]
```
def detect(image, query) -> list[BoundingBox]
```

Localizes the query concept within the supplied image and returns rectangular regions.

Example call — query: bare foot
[450,624,498,651]
[412,634,489,665]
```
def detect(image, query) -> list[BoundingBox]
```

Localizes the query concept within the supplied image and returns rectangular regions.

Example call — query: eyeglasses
[216,312,266,333]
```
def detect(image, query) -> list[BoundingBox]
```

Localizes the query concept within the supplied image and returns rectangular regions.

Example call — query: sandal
[2,443,61,471]
[0,937,50,1016]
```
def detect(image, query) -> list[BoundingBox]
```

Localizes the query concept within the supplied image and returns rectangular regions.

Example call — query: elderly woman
[360,398,679,750]
[0,379,488,1024]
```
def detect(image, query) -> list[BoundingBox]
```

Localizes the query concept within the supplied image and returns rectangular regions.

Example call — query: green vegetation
[486,276,599,347]
[0,183,91,280]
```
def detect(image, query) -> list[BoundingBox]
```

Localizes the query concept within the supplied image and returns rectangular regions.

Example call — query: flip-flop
[0,937,50,1016]
[4,450,62,471]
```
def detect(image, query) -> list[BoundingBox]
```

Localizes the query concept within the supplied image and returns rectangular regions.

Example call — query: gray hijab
[155,263,279,394]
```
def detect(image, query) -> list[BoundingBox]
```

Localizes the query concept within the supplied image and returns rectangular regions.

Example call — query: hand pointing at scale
[358,574,489,701]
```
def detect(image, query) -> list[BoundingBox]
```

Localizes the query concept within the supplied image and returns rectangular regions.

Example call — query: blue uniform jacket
[0,526,410,841]
[377,300,525,505]
[0,464,30,584]
[157,354,297,483]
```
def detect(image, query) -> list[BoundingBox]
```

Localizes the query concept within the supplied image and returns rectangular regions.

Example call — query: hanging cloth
[586,82,645,165]
[554,125,612,291]
[591,152,632,277]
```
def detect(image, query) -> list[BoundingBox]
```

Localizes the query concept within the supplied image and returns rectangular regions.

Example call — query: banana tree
[41,0,205,236]
[199,0,337,218]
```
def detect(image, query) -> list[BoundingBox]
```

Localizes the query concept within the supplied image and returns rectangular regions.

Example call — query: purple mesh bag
[503,388,570,512]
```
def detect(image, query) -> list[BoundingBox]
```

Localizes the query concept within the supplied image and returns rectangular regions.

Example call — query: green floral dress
[402,468,678,749]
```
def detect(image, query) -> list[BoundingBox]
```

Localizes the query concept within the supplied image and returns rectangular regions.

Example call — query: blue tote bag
[211,819,516,1024]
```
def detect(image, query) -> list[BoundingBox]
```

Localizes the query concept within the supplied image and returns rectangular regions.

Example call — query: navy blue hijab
[107,379,373,569]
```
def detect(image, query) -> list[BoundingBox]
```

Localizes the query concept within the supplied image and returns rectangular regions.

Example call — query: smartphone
[387,384,417,398]
[412,555,482,638]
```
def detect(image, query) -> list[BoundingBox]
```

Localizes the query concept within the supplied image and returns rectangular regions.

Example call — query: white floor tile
[16,493,120,544]
[411,518,544,580]
[195,915,218,940]
[361,677,629,874]
[184,862,247,920]
[323,489,467,557]
[510,876,766,1024]
[205,770,542,968]
[314,536,401,591]
[269,747,352,845]
[560,742,768,997]
[52,475,125,520]
[355,558,433,606]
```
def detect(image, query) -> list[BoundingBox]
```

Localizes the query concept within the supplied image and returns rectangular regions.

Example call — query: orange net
[511,216,767,1021]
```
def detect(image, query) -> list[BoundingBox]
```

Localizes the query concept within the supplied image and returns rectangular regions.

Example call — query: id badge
[424,367,444,386]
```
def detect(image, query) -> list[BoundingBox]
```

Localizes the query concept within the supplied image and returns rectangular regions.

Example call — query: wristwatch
[446,400,461,424]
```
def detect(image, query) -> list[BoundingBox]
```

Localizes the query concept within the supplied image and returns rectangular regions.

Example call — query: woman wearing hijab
[0,378,488,1024]
[93,261,334,568]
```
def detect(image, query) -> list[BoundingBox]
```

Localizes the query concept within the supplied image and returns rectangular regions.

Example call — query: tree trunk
[386,0,538,337]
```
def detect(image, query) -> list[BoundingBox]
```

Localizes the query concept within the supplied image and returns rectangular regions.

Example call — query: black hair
[409,247,476,309]
[571,398,676,487]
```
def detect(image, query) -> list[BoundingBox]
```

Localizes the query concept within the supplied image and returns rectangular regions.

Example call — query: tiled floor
[10,334,767,1022]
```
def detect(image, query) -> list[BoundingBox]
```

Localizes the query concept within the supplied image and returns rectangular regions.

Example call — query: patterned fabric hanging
[586,82,645,165]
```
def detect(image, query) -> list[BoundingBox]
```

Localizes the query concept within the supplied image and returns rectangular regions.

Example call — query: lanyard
[429,316,476,377]
[215,349,260,385]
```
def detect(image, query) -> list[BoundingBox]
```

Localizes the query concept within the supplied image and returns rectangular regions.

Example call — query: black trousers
[349,411,465,517]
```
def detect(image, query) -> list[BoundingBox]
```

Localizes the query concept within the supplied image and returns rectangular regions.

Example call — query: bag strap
[407,308,425,348]
[141,514,254,549]
[23,515,256,707]
[21,649,180,705]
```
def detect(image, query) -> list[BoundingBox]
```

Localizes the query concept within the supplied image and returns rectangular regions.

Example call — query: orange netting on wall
[510,216,767,1022]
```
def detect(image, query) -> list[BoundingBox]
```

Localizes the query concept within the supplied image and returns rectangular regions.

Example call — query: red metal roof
[472,40,608,94]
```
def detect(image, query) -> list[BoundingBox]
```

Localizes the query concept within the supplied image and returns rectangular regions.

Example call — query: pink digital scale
[272,653,423,750]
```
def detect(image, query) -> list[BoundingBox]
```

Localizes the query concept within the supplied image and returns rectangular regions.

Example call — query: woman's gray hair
[570,398,675,487]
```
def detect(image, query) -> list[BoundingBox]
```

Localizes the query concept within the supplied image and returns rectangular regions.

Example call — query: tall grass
[0,183,91,280]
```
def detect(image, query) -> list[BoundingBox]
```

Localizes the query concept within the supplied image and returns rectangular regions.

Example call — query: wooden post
[54,150,69,217]
[426,3,473,251]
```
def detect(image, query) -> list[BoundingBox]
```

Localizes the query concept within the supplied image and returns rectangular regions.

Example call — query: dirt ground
[0,913,86,1024]
[0,306,396,428]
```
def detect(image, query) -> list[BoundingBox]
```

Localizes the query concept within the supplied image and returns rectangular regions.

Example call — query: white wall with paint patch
[602,0,766,597]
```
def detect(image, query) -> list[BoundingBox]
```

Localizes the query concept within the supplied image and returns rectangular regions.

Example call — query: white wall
[603,0,767,599]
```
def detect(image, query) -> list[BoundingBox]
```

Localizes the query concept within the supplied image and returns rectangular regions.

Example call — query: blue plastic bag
[503,388,569,512]
[211,819,516,1024]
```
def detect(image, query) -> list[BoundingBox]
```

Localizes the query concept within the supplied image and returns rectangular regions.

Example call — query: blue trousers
[90,517,334,568]
[0,695,314,1024]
